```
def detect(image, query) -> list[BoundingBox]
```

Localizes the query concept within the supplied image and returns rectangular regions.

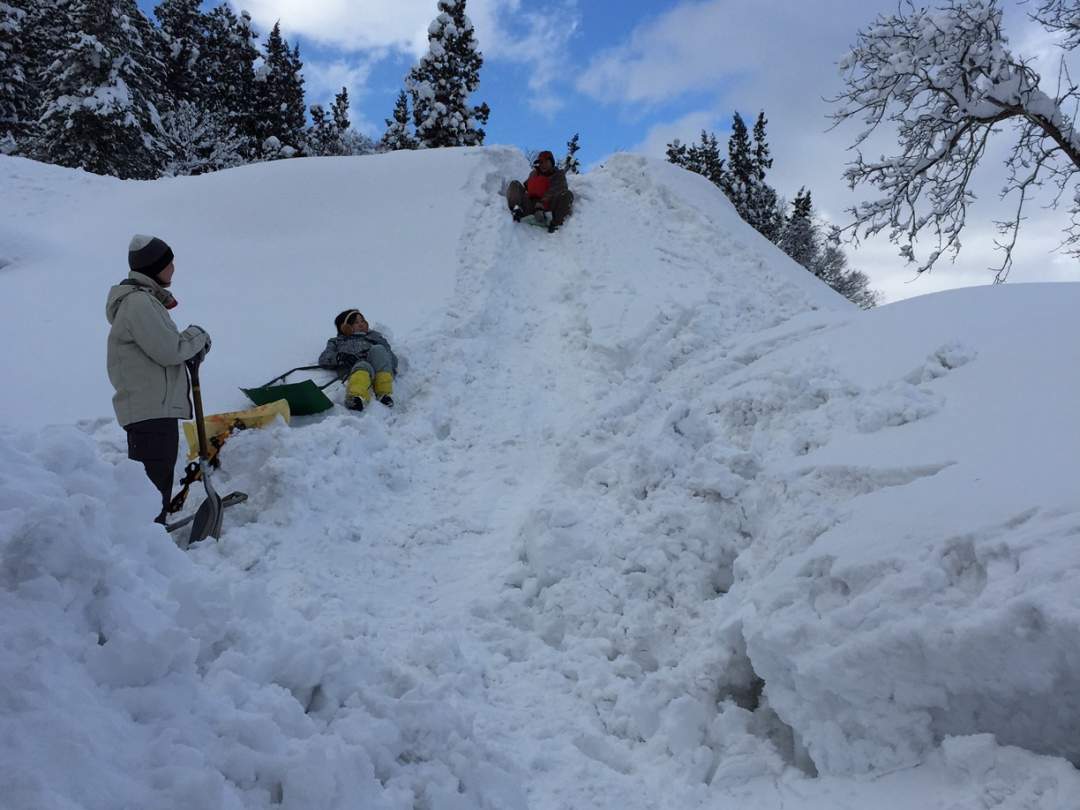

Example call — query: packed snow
[2,146,1079,810]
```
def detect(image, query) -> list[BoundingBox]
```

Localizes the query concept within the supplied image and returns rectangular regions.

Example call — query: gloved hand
[189,327,211,362]
[337,352,359,368]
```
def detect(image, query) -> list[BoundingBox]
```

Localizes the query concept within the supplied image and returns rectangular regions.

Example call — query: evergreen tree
[778,188,819,269]
[253,22,306,156]
[203,5,259,160]
[812,232,879,309]
[19,0,68,152]
[562,132,581,174]
[331,86,350,133]
[154,0,206,105]
[717,111,783,240]
[306,86,360,156]
[407,0,490,148]
[721,112,753,213]
[34,0,167,178]
[161,100,245,175]
[748,112,782,241]
[307,103,340,156]
[665,138,688,167]
[325,86,375,155]
[0,1,30,151]
[341,128,376,156]
[380,90,418,150]
[665,130,724,186]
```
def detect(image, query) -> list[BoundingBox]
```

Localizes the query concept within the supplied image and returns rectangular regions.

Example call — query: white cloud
[231,0,580,115]
[632,110,722,157]
[483,4,581,115]
[582,0,1079,299]
[230,0,434,54]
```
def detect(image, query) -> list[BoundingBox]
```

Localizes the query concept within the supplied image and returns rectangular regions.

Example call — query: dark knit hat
[128,234,174,281]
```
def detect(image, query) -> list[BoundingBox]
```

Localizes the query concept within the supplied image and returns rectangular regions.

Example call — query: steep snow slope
[2,149,1079,810]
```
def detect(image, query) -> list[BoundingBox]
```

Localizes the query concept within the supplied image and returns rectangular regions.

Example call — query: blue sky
[133,0,1078,301]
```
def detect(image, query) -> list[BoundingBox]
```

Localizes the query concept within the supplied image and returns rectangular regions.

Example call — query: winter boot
[345,369,373,411]
[512,205,525,222]
[374,371,394,408]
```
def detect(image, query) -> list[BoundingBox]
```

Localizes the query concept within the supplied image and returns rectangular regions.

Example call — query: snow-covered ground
[2,147,1079,810]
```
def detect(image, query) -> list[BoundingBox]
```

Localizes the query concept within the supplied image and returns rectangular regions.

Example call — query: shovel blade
[188,490,223,546]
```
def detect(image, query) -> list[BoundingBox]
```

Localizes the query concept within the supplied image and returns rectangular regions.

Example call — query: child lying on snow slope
[318,309,399,412]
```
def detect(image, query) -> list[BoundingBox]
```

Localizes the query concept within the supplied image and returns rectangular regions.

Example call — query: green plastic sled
[241,365,344,416]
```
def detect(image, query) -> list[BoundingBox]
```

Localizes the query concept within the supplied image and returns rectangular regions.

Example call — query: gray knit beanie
[128,234,174,281]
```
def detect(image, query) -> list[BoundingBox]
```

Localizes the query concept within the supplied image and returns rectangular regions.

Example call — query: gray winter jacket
[105,272,210,427]
[318,331,398,374]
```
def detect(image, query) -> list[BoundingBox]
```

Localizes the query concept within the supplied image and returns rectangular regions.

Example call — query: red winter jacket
[525,172,552,201]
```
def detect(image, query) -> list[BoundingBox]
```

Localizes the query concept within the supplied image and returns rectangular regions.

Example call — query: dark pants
[506,181,574,228]
[125,418,179,523]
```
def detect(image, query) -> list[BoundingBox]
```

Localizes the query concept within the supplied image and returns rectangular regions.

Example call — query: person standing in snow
[506,150,574,232]
[105,236,211,525]
[318,309,398,411]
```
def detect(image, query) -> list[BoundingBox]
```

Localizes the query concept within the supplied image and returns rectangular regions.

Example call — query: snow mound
[0,425,524,810]
[3,147,1080,808]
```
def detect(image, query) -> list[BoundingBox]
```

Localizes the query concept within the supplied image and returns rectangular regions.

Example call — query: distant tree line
[667,113,879,308]
[0,0,495,178]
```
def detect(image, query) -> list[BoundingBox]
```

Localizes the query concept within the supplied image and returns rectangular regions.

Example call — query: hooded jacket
[524,165,570,209]
[318,330,398,374]
[105,272,209,426]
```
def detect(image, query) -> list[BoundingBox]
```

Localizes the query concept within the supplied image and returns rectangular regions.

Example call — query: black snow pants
[125,417,179,524]
[507,180,574,228]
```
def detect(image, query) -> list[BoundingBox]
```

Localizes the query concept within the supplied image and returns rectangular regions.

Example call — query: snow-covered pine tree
[721,112,755,220]
[0,1,30,152]
[748,112,782,241]
[203,5,258,161]
[286,42,307,149]
[308,86,352,156]
[331,86,350,133]
[811,233,879,309]
[665,130,724,186]
[161,99,245,175]
[407,0,490,148]
[665,139,691,170]
[34,0,167,178]
[154,0,206,106]
[343,130,376,155]
[307,103,339,156]
[253,22,307,157]
[380,90,418,150]
[562,132,580,174]
[778,188,819,269]
[326,87,374,156]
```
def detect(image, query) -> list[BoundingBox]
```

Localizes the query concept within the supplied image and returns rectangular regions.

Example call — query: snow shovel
[241,365,345,416]
[185,356,225,547]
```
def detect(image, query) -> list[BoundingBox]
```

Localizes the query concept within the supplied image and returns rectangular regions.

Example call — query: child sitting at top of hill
[318,309,399,411]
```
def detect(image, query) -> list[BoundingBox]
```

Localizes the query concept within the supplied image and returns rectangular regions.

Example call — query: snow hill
[2,147,1080,810]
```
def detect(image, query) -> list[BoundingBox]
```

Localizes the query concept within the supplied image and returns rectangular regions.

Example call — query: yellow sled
[182,398,291,461]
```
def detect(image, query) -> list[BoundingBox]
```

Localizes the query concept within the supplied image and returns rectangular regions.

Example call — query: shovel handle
[186,356,210,462]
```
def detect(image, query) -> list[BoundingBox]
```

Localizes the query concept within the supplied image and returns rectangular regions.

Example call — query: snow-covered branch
[831,0,1080,281]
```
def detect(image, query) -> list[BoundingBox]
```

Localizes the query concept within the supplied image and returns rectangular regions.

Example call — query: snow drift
[2,147,1079,809]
